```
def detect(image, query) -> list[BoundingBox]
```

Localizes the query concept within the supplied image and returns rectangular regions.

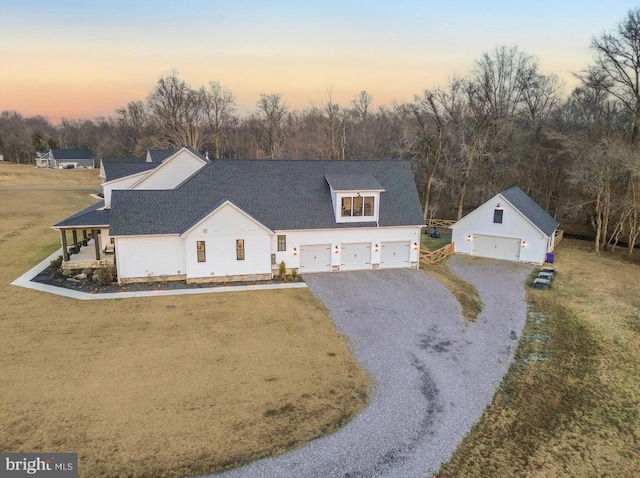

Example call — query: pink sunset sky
[1,0,638,124]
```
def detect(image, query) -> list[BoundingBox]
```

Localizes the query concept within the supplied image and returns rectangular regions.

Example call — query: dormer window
[341,195,375,217]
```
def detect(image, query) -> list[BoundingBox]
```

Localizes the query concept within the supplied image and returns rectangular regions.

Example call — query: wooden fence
[554,230,564,246]
[420,242,455,265]
[427,219,456,229]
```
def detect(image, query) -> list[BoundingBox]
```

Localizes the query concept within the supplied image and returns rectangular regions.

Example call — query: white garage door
[300,244,331,272]
[341,242,371,271]
[472,234,521,261]
[380,241,410,268]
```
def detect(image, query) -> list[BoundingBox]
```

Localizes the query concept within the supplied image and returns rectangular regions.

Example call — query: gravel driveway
[207,256,533,478]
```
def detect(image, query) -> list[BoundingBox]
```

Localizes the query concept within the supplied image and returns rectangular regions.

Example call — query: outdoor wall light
[413,242,418,250]
[467,235,472,241]
[334,245,339,253]
[374,244,379,252]
[293,247,297,255]
[521,241,527,248]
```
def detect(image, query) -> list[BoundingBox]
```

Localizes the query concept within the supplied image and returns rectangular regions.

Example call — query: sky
[1,0,639,124]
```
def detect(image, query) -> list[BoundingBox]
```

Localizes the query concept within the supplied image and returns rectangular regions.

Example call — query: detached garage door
[341,242,371,271]
[380,241,410,268]
[300,244,331,272]
[472,234,521,261]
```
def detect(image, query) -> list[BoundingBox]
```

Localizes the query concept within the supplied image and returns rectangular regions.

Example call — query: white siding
[183,203,272,279]
[272,227,421,271]
[132,150,205,190]
[116,235,186,280]
[452,195,549,264]
[103,172,147,204]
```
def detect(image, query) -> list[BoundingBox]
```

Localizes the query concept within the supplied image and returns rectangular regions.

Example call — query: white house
[451,186,559,264]
[53,148,425,283]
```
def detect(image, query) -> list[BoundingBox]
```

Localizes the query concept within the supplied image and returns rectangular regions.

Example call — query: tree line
[2,8,640,254]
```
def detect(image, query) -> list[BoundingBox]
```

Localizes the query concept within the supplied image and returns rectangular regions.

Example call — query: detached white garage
[451,186,559,265]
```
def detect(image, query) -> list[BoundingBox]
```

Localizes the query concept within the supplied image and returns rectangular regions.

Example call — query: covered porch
[58,228,114,270]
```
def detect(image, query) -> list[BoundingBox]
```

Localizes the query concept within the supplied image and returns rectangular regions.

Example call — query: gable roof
[53,201,109,228]
[49,148,93,159]
[147,148,179,162]
[110,159,424,236]
[500,186,559,236]
[101,157,159,182]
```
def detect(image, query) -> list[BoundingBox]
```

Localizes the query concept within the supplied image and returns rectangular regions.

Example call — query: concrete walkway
[10,249,307,300]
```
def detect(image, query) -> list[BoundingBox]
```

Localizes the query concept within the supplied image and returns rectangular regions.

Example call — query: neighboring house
[451,186,559,264]
[35,149,94,168]
[53,148,425,283]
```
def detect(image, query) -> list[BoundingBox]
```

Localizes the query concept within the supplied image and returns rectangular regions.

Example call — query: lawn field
[0,163,369,477]
[438,238,640,477]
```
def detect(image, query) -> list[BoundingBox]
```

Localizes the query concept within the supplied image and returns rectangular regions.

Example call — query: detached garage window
[493,208,504,224]
[277,234,286,251]
[236,239,245,260]
[197,241,206,262]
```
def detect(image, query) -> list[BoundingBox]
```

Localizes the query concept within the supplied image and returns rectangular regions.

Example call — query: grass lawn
[420,228,483,321]
[0,162,370,477]
[438,238,640,476]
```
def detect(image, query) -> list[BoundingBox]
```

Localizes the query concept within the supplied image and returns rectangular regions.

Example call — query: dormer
[325,174,385,223]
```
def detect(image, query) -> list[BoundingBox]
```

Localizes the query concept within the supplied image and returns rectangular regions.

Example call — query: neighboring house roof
[53,201,110,228]
[110,159,424,236]
[101,158,159,182]
[50,149,93,159]
[325,173,384,191]
[500,186,559,236]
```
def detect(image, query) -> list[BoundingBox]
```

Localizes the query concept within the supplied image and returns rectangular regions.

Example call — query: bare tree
[147,71,207,150]
[203,81,236,159]
[588,7,640,143]
[256,93,288,159]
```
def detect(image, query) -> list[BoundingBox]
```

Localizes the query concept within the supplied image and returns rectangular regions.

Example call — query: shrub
[291,268,298,281]
[50,255,63,270]
[94,261,116,286]
[278,261,286,280]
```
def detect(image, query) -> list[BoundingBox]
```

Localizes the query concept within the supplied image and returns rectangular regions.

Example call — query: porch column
[82,229,88,241]
[61,230,69,261]
[72,230,78,248]
[93,229,101,261]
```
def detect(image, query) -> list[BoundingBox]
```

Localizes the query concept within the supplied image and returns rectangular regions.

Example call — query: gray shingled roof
[50,148,93,159]
[147,149,179,162]
[325,173,384,191]
[101,158,159,182]
[110,159,424,236]
[54,201,110,228]
[501,186,559,236]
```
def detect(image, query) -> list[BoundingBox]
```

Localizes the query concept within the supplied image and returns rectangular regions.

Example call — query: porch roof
[53,201,110,229]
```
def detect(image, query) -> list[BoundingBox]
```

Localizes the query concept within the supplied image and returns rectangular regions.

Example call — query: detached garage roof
[500,186,559,237]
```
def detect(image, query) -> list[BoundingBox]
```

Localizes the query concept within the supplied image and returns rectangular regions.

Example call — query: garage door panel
[380,241,410,268]
[472,234,521,261]
[341,242,371,270]
[300,244,331,272]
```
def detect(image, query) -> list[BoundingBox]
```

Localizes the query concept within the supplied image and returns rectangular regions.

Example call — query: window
[197,241,206,262]
[353,196,363,216]
[236,239,245,260]
[341,197,352,217]
[363,196,374,216]
[493,208,504,224]
[277,235,286,251]
[341,195,375,217]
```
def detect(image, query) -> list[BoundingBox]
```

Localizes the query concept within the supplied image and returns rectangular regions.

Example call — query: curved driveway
[208,256,533,478]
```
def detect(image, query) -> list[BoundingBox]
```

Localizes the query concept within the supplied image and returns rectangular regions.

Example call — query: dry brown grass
[438,238,640,477]
[0,163,370,477]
